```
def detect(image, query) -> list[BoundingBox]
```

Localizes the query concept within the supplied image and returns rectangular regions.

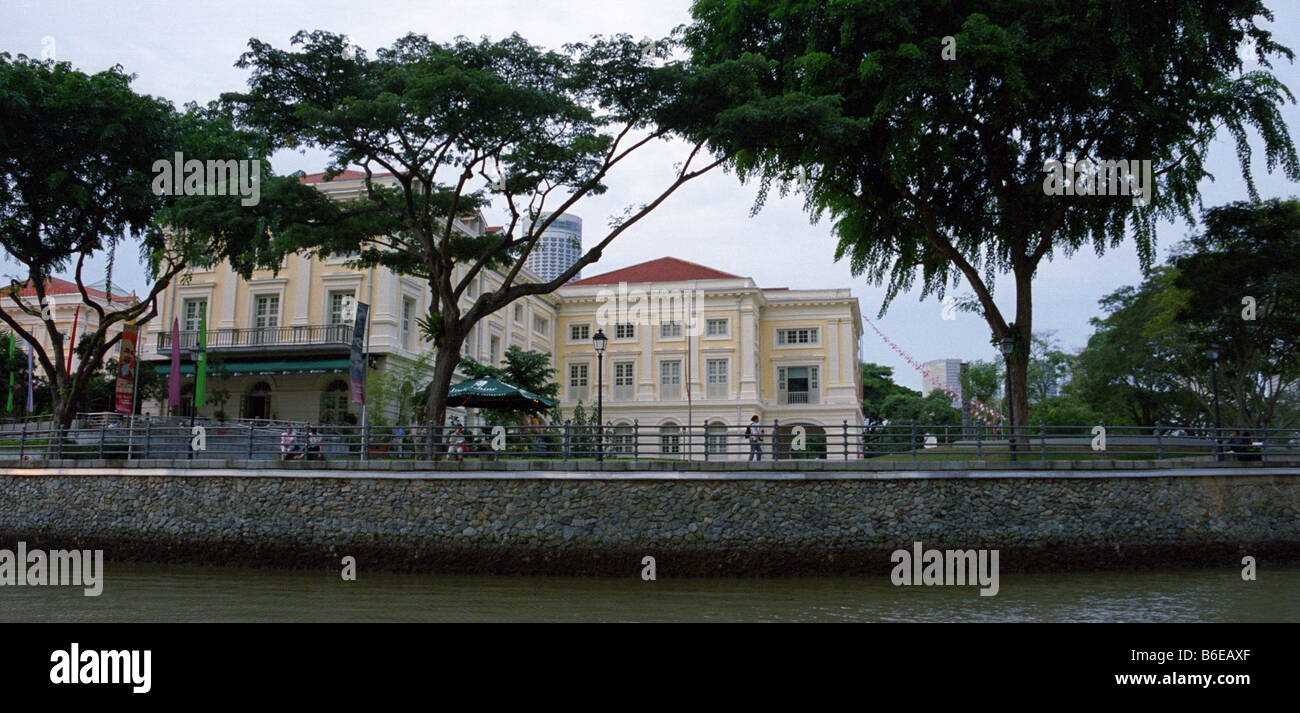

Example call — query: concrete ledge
[3,464,1299,481]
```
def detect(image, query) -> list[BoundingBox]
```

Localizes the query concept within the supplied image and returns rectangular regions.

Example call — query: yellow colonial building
[139,170,557,424]
[139,170,865,455]
[555,258,864,455]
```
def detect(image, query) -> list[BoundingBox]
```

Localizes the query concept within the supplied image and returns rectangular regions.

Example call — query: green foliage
[685,0,1300,426]
[1171,198,1300,428]
[0,53,305,426]
[859,362,960,426]
[369,352,436,426]
[456,346,560,425]
[859,362,913,423]
[1073,266,1201,426]
[223,29,786,426]
[960,359,1002,406]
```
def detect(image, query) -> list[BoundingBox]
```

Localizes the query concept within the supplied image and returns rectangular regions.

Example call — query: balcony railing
[156,324,353,353]
[778,390,818,405]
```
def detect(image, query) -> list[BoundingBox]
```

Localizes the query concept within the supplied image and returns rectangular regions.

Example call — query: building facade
[137,172,866,458]
[555,257,864,457]
[7,277,136,376]
[139,171,556,424]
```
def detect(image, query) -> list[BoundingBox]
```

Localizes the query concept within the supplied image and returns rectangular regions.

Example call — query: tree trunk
[1010,265,1034,435]
[423,336,464,457]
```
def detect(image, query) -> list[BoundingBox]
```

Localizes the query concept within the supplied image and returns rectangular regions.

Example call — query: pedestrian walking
[745,415,763,461]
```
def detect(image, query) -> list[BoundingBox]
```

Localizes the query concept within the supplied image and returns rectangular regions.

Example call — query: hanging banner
[114,323,140,414]
[349,302,369,405]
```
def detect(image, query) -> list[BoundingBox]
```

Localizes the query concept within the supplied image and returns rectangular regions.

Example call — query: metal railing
[1,420,1297,464]
[155,324,352,352]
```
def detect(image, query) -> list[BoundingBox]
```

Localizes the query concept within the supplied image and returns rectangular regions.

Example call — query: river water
[2,563,1297,622]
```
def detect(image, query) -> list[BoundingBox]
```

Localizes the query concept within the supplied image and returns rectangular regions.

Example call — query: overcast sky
[3,0,1298,390]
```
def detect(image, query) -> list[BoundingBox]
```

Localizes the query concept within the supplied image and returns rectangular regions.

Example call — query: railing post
[1260,427,1268,462]
[1155,421,1162,460]
[772,418,780,461]
[247,424,256,460]
[144,421,152,458]
[843,419,849,460]
[633,419,639,462]
[18,421,26,460]
[1039,422,1046,462]
[56,424,65,460]
[98,424,106,459]
[362,422,370,461]
[976,424,982,460]
[563,420,570,462]
[426,425,434,461]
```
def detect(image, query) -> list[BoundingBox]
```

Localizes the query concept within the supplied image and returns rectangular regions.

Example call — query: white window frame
[659,359,681,400]
[401,296,416,349]
[706,358,729,399]
[182,298,208,333]
[251,293,280,330]
[659,321,683,339]
[614,323,636,341]
[327,290,357,326]
[613,361,635,401]
[705,317,730,339]
[568,323,591,343]
[776,327,820,347]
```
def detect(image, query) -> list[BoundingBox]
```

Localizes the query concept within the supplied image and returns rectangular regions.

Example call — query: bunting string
[861,315,1003,426]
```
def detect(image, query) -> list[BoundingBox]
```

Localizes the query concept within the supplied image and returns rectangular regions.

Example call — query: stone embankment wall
[1,460,1296,575]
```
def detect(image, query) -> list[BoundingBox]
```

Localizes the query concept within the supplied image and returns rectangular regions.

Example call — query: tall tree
[0,54,305,428]
[225,30,811,434]
[1074,266,1203,426]
[1171,198,1300,428]
[685,0,1300,429]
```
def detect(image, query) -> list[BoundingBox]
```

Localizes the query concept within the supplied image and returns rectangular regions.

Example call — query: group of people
[279,426,325,461]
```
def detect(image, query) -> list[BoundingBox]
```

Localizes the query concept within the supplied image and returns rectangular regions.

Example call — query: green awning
[153,358,351,377]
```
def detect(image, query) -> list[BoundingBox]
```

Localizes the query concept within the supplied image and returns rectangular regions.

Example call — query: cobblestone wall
[1,465,1297,574]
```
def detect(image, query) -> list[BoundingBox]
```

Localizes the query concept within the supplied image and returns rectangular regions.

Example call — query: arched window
[660,422,681,456]
[611,421,633,455]
[706,421,728,455]
[321,380,351,425]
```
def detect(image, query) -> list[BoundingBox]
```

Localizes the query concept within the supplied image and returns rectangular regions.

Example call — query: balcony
[155,324,353,355]
[777,390,819,405]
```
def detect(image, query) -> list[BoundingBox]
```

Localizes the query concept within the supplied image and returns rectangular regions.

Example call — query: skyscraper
[921,358,963,408]
[524,212,583,282]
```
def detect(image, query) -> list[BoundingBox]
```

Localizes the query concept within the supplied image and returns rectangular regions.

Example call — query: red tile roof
[299,170,392,184]
[12,277,135,303]
[566,257,742,286]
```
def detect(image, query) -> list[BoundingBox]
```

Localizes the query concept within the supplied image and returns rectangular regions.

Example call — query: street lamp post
[998,333,1016,461]
[1206,342,1223,461]
[593,328,607,462]
[187,345,203,461]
